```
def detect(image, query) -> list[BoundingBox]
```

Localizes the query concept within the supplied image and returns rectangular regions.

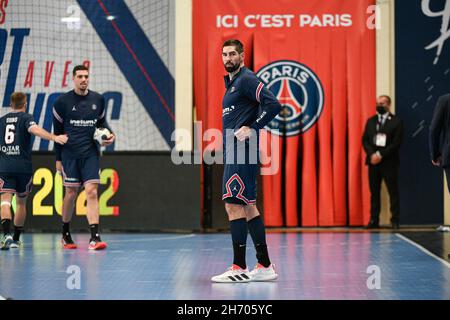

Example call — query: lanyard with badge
[375,116,387,147]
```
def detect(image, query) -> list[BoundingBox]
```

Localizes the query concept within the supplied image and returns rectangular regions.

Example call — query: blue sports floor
[1,232,450,300]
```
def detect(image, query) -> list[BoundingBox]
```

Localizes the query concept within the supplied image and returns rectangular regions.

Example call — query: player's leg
[0,175,17,250]
[211,201,251,283]
[10,174,33,248]
[60,159,81,249]
[226,202,248,270]
[211,164,251,283]
[61,185,78,249]
[62,187,78,223]
[0,192,14,250]
[84,182,106,250]
[244,204,278,281]
[85,182,99,225]
[11,195,27,248]
[81,156,106,250]
[0,193,13,232]
[61,186,79,248]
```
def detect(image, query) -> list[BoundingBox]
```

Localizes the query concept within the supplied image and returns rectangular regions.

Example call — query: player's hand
[234,126,252,141]
[370,153,382,165]
[432,156,442,166]
[101,133,115,146]
[54,134,68,145]
[56,161,62,173]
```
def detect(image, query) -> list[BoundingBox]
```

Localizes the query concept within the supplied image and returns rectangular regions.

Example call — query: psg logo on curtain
[256,60,324,136]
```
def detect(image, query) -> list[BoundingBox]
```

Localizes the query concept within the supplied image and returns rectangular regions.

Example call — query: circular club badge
[256,60,324,136]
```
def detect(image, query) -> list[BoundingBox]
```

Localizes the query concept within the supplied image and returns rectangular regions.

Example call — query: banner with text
[0,0,175,151]
[194,0,376,226]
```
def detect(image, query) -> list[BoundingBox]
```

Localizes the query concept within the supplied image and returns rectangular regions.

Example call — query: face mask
[376,105,387,115]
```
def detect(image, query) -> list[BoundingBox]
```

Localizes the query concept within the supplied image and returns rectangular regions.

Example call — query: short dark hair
[378,95,391,105]
[72,65,89,76]
[222,39,244,54]
[10,92,27,110]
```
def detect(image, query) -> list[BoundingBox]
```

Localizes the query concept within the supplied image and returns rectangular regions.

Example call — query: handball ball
[93,127,112,144]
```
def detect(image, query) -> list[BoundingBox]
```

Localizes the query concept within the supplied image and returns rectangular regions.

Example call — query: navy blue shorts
[222,164,258,205]
[61,156,100,187]
[0,173,33,197]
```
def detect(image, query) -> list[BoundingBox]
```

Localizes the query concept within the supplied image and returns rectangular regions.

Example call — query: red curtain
[194,0,375,226]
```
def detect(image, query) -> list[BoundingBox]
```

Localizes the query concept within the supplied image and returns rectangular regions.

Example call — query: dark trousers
[368,163,400,223]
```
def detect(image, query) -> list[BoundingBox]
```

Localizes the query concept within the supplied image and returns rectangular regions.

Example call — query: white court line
[32,234,196,246]
[89,234,196,243]
[395,233,450,269]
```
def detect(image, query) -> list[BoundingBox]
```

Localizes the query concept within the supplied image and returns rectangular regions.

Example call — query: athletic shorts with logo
[61,156,100,187]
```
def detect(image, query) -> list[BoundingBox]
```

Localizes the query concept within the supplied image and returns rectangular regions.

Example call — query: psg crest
[256,60,324,136]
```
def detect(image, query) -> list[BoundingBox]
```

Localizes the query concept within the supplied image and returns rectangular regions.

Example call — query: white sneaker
[9,240,21,249]
[1,235,13,250]
[211,264,251,283]
[249,263,278,281]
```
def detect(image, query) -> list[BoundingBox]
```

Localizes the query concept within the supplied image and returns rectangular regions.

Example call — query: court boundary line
[395,233,450,268]
[106,234,196,243]
[25,234,197,246]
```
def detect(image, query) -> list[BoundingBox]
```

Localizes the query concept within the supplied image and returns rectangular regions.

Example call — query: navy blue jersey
[222,67,281,132]
[0,112,37,174]
[222,67,281,164]
[53,90,111,160]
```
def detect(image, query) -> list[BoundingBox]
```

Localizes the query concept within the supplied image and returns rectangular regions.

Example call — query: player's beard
[224,61,240,73]
[76,84,89,95]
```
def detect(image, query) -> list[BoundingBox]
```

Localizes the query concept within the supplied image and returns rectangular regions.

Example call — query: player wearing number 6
[52,65,115,250]
[0,92,68,250]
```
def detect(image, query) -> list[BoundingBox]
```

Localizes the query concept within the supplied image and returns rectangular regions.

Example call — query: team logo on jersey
[72,105,77,111]
[92,104,97,110]
[256,60,324,136]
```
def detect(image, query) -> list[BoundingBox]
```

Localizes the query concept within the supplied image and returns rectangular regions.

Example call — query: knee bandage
[1,201,11,207]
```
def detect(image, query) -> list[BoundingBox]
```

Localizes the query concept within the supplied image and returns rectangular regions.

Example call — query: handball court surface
[1,230,450,300]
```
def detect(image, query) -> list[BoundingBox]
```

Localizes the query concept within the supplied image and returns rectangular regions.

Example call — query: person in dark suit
[363,95,404,229]
[429,94,450,192]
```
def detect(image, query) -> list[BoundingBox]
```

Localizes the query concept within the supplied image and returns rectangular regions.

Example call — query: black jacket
[429,94,450,167]
[362,113,404,166]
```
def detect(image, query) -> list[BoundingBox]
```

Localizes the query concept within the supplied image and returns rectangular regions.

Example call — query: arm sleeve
[96,95,113,133]
[241,75,282,130]
[362,119,376,156]
[429,96,447,161]
[378,119,404,158]
[24,114,37,132]
[52,98,64,161]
